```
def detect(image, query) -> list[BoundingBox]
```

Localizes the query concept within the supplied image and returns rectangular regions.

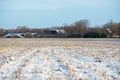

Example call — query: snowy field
[0,38,120,80]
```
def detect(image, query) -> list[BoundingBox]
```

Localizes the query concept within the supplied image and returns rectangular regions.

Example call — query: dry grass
[0,38,120,80]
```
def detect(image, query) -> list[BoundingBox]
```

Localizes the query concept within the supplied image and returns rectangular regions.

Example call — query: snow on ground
[0,38,120,80]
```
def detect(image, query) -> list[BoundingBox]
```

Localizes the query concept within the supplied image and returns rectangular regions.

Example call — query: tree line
[58,20,120,38]
[0,19,120,38]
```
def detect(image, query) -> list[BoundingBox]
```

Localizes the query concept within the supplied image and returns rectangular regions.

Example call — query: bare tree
[103,20,119,37]
[0,29,7,36]
[15,26,30,33]
[118,23,120,37]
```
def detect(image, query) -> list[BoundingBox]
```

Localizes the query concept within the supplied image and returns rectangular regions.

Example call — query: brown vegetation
[0,20,120,38]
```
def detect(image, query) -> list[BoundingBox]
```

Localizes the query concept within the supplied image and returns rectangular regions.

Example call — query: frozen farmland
[0,38,120,80]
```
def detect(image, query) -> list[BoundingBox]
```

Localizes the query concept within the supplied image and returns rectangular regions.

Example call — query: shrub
[99,33,107,38]
[84,32,99,38]
[68,34,81,38]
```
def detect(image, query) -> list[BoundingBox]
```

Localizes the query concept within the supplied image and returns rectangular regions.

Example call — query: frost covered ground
[0,38,120,80]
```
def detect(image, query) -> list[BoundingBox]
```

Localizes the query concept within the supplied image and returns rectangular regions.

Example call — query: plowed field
[0,38,120,80]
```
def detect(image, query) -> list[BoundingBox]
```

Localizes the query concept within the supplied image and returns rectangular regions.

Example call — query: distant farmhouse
[4,29,67,38]
[4,32,40,38]
[106,28,119,38]
[39,29,67,38]
[4,33,24,38]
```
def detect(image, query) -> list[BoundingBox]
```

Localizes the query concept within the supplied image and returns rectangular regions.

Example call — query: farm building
[4,33,24,38]
[39,29,67,38]
[4,29,67,38]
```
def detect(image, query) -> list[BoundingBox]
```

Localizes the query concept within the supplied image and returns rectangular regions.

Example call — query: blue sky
[0,0,120,29]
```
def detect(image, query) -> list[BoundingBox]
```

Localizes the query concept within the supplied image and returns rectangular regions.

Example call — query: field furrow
[0,38,120,80]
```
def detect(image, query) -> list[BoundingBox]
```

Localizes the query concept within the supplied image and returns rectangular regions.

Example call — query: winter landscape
[0,38,120,80]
